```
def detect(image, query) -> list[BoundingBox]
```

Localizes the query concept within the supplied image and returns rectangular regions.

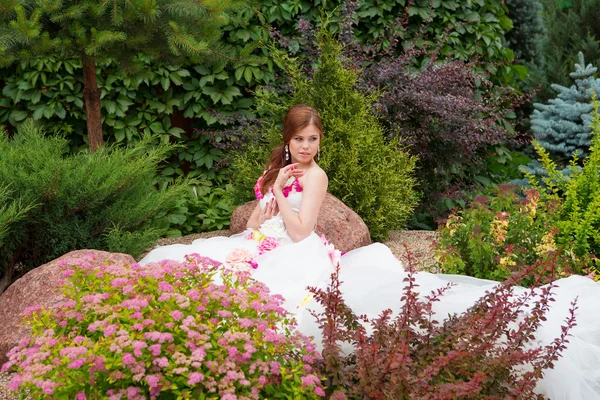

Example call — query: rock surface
[0,250,135,366]
[230,193,371,253]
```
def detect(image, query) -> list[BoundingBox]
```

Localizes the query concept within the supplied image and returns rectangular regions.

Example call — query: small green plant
[161,183,235,237]
[0,121,191,293]
[433,185,581,284]
[2,254,324,398]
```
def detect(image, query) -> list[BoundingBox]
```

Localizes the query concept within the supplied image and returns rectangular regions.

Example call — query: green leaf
[236,98,253,109]
[235,29,251,42]
[55,106,66,119]
[161,77,170,91]
[115,129,125,142]
[32,106,45,120]
[464,12,479,22]
[10,110,29,122]
[149,121,165,133]
[243,67,253,83]
[498,15,513,31]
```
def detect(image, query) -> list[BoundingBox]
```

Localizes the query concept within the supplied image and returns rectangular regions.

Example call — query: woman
[140,105,600,399]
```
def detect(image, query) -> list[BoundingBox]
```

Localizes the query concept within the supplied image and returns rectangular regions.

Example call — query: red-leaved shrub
[309,249,576,399]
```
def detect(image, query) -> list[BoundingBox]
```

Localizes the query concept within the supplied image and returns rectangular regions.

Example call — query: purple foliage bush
[309,251,577,399]
[1,254,324,399]
[358,49,526,222]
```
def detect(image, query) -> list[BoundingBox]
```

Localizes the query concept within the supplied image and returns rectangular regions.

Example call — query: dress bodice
[259,189,303,215]
[255,176,304,215]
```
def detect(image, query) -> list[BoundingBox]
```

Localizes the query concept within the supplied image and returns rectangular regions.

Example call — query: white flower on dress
[258,216,287,239]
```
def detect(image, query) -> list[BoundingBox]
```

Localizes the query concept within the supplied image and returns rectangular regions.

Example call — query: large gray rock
[230,192,371,253]
[0,250,135,366]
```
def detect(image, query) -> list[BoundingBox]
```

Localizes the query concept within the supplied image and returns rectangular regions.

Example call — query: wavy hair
[260,104,323,195]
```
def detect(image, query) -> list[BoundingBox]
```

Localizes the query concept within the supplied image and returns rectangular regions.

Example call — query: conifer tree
[521,52,600,179]
[538,0,600,101]
[531,52,600,160]
[504,0,547,92]
[0,0,247,151]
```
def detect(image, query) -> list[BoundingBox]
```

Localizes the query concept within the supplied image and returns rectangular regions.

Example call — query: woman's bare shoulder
[302,165,328,188]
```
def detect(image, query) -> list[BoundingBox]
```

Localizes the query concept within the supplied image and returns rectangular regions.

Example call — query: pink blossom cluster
[254,175,303,199]
[281,177,303,198]
[2,254,324,399]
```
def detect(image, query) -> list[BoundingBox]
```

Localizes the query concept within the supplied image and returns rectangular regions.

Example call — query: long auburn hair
[260,104,323,195]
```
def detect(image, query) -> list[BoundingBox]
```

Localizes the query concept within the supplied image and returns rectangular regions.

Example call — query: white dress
[139,182,600,399]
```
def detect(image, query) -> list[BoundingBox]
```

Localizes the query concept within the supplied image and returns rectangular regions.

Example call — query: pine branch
[86,29,127,55]
[9,5,41,39]
[167,21,207,56]
[50,4,88,23]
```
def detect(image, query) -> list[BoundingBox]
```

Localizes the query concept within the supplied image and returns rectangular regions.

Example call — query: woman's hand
[273,163,304,193]
[257,198,279,226]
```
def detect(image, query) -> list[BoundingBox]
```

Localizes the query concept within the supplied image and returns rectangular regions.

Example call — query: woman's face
[289,124,321,165]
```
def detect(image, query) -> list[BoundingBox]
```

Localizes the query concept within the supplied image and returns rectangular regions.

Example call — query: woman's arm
[273,165,328,242]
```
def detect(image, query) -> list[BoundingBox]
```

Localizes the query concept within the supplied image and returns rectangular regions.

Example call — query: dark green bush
[231,31,418,241]
[0,121,191,293]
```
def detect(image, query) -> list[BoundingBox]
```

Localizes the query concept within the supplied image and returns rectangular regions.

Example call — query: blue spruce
[522,52,600,178]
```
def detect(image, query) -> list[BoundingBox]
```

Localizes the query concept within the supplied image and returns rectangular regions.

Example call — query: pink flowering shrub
[1,255,324,399]
[309,252,577,399]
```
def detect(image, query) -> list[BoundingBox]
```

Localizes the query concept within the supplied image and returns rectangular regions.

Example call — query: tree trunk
[0,259,15,295]
[82,54,104,152]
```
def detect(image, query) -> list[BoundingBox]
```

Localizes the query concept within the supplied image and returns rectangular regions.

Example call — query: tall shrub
[231,31,418,241]
[0,121,191,294]
[529,96,600,261]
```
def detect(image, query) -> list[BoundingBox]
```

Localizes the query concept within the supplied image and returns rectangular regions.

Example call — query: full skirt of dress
[139,231,600,399]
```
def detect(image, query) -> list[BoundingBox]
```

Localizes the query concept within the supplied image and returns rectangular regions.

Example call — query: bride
[140,105,600,399]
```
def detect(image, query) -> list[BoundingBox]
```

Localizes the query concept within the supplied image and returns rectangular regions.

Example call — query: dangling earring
[285,145,290,161]
[317,145,321,161]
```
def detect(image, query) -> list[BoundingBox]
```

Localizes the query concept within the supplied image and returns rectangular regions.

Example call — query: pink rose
[226,248,252,265]
[257,237,279,254]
